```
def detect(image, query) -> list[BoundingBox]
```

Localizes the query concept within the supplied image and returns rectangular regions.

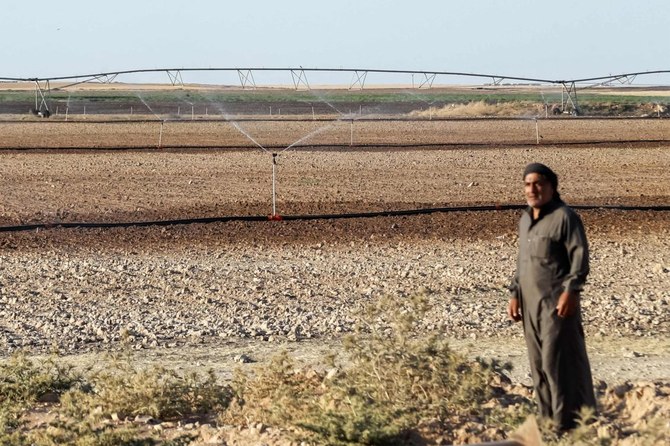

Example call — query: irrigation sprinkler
[535,119,540,144]
[269,153,282,220]
[203,95,281,217]
[272,154,277,216]
[158,121,164,148]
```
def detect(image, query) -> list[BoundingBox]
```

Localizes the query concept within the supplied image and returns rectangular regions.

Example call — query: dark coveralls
[509,199,596,430]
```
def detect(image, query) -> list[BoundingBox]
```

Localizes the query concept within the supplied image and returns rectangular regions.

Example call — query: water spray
[206,99,270,153]
[539,91,549,118]
[281,121,340,153]
[202,96,281,218]
[134,92,162,120]
[203,88,374,221]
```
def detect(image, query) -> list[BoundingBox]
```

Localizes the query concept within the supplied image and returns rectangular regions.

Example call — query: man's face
[524,172,554,209]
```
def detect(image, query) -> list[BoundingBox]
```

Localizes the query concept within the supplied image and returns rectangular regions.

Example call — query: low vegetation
[1,86,668,118]
[411,100,547,117]
[1,295,668,445]
[223,295,528,444]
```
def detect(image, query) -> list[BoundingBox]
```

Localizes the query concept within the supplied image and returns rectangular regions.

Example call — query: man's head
[523,163,558,209]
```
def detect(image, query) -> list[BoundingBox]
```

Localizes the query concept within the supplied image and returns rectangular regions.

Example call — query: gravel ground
[1,141,669,383]
[1,110,669,444]
[1,210,668,384]
[1,143,669,444]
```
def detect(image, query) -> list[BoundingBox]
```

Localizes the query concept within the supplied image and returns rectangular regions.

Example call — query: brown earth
[0,117,669,150]
[1,118,669,444]
[1,139,669,226]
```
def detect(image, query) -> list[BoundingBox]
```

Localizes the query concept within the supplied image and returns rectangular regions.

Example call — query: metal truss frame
[290,69,310,90]
[34,79,51,114]
[166,70,184,86]
[238,70,256,89]
[586,74,638,88]
[5,69,668,90]
[415,73,437,89]
[55,74,119,90]
[2,68,667,119]
[92,73,118,83]
[560,82,580,115]
[349,70,368,90]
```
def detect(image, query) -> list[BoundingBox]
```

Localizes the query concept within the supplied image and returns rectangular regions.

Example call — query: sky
[1,0,669,86]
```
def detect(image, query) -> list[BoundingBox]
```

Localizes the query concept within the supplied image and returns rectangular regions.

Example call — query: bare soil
[1,118,669,150]
[1,117,669,444]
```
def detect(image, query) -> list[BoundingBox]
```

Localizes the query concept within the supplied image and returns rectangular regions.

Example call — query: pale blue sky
[1,0,669,85]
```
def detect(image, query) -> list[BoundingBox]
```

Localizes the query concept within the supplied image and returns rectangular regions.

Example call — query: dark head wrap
[523,163,561,201]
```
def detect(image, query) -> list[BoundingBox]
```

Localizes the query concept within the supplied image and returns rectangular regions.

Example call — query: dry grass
[410,100,546,117]
[222,294,530,445]
[59,355,231,421]
[1,299,668,445]
[0,353,227,445]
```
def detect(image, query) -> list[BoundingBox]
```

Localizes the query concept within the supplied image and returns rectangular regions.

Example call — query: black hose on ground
[0,204,668,233]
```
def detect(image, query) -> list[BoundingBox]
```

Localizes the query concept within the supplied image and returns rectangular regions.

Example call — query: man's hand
[556,290,579,318]
[507,298,522,322]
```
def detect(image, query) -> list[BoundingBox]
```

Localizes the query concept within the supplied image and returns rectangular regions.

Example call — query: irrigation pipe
[1,204,668,233]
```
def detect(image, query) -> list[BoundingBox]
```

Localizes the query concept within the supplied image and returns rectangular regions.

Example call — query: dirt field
[1,141,669,226]
[1,117,669,150]
[1,117,668,363]
[1,117,669,443]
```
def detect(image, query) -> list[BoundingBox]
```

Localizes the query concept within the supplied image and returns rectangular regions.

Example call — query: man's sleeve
[508,255,521,299]
[561,209,589,293]
[508,221,522,299]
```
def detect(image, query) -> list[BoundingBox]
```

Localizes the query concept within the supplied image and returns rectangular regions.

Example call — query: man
[508,163,596,432]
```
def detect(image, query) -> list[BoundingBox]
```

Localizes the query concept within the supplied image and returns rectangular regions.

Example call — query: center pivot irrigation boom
[2,68,669,117]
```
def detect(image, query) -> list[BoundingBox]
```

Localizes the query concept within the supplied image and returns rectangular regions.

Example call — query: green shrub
[223,294,523,445]
[0,353,81,405]
[0,353,81,435]
[60,355,231,421]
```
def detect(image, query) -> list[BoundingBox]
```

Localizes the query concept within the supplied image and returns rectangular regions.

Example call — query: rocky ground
[1,136,669,443]
[1,210,668,445]
[1,143,669,375]
[1,209,668,382]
